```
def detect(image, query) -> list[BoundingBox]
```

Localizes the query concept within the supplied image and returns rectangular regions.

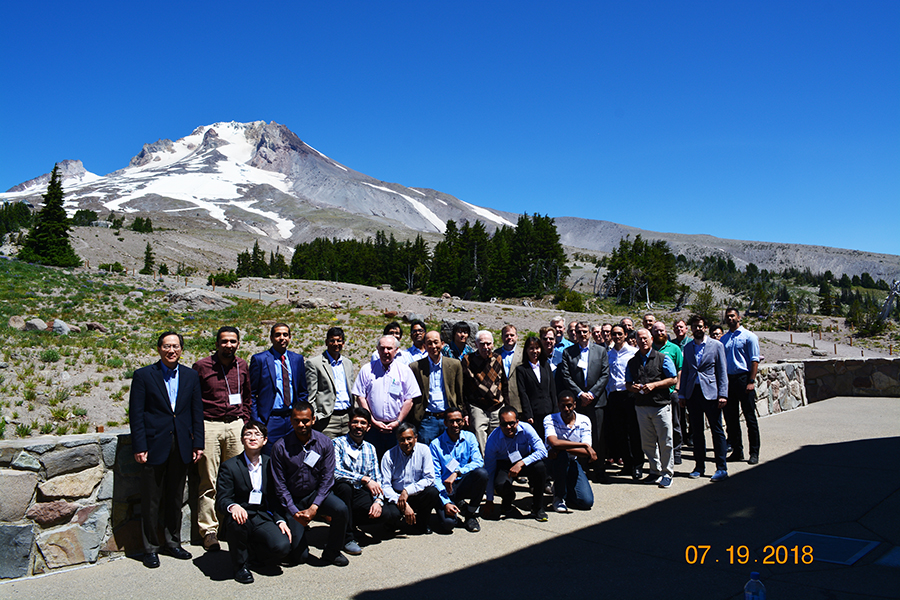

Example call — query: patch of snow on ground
[231,200,295,239]
[459,200,515,227]
[246,224,267,236]
[361,182,446,233]
[305,143,348,171]
[408,188,425,196]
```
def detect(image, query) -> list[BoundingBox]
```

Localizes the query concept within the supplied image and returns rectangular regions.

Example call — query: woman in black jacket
[515,335,557,442]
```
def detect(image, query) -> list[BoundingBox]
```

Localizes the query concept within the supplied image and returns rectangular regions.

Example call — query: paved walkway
[3,396,897,600]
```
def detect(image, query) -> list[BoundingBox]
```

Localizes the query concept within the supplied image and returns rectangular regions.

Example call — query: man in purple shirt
[269,401,351,567]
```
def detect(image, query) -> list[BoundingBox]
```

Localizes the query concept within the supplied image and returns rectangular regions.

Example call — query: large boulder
[8,315,25,330]
[165,288,235,311]
[51,319,71,335]
[24,318,47,331]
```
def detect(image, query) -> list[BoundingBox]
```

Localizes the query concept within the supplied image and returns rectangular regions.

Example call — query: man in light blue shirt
[398,319,428,365]
[381,423,455,534]
[549,316,574,368]
[430,407,487,533]
[482,407,549,522]
[720,308,762,465]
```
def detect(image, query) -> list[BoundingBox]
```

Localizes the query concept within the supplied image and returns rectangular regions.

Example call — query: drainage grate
[771,532,880,565]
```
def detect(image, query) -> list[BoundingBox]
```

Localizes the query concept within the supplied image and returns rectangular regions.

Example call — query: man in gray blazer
[494,324,523,413]
[559,321,610,482]
[678,315,729,482]
[410,331,465,446]
[306,327,356,439]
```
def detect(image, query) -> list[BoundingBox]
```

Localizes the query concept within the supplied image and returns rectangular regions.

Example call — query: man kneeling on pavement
[543,391,595,513]
[216,421,301,584]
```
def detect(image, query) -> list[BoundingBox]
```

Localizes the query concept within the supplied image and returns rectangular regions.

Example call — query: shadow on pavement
[356,436,900,600]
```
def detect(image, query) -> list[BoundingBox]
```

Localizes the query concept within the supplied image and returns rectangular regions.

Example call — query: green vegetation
[39,348,61,363]
[0,201,32,240]
[130,216,153,233]
[17,165,82,267]
[139,242,155,275]
[71,209,98,227]
[98,261,125,273]
[600,235,677,304]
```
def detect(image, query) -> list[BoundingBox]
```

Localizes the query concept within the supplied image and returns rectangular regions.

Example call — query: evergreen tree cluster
[71,209,98,227]
[130,217,153,233]
[600,235,677,304]
[17,165,81,267]
[287,214,568,301]
[236,241,289,279]
[0,201,32,239]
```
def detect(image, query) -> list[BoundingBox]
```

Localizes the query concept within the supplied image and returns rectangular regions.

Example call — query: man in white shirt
[544,391,596,513]
[606,324,642,480]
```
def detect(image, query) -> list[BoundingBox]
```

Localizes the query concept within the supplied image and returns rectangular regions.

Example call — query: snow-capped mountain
[2,121,897,280]
[2,121,516,242]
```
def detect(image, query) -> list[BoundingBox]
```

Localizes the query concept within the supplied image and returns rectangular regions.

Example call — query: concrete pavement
[2,396,898,600]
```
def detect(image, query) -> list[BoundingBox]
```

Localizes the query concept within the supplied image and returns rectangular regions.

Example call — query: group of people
[129,309,761,583]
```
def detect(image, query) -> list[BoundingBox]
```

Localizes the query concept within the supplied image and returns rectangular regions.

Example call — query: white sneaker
[552,497,568,513]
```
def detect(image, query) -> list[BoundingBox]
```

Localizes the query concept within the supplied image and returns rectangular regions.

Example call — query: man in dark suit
[250,323,308,451]
[216,420,300,584]
[409,331,465,446]
[305,326,356,439]
[679,314,730,483]
[129,331,204,569]
[559,321,610,482]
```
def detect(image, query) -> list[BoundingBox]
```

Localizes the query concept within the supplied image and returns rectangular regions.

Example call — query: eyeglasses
[242,432,264,439]
[160,344,181,351]
[500,421,518,428]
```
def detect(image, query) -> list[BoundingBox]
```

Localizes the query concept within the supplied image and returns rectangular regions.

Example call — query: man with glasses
[409,331,465,446]
[398,319,428,365]
[482,407,549,521]
[650,321,685,465]
[193,326,252,552]
[560,321,610,483]
[130,332,204,569]
[430,407,488,532]
[216,421,297,583]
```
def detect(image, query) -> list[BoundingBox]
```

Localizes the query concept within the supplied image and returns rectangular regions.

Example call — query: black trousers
[670,391,683,458]
[607,391,643,468]
[724,372,760,456]
[140,438,188,554]
[686,387,727,473]
[448,467,489,515]
[576,403,607,474]
[224,508,296,570]
[293,489,349,555]
[400,485,454,531]
[332,480,401,537]
[493,459,547,512]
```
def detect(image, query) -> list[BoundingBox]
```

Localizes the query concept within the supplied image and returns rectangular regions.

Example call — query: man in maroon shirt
[192,326,252,552]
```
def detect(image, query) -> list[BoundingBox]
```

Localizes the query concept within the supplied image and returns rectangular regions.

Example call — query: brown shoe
[203,532,220,552]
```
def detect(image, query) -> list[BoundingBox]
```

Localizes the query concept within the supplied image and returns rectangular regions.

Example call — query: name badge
[304,451,321,468]
[446,458,460,473]
[508,450,522,463]
[228,393,242,406]
[578,355,588,370]
[346,447,360,460]
[249,490,262,505]
[389,379,402,395]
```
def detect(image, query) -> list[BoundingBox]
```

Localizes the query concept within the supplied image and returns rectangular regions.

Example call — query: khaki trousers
[198,419,243,536]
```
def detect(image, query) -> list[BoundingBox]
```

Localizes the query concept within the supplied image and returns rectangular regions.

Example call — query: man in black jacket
[217,421,300,583]
[129,331,204,569]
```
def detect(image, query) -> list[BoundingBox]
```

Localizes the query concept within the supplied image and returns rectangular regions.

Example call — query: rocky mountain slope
[2,121,897,281]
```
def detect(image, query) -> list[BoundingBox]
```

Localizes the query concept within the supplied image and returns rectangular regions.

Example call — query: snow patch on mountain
[459,200,515,227]
[361,182,446,233]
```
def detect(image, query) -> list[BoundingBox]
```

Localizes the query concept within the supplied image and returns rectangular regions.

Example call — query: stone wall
[804,357,900,403]
[0,432,187,579]
[755,362,807,415]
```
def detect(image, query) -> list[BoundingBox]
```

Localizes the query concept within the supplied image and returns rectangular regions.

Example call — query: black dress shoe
[234,567,254,584]
[321,551,349,567]
[161,545,192,560]
[728,451,745,462]
[748,454,759,465]
[143,552,160,569]
[631,467,643,481]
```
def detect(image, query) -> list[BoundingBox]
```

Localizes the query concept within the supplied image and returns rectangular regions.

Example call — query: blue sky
[2,1,897,256]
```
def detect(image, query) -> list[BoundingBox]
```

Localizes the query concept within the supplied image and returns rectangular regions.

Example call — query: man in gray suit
[559,321,610,483]
[410,331,465,446]
[306,327,356,439]
[678,315,729,482]
[494,324,523,413]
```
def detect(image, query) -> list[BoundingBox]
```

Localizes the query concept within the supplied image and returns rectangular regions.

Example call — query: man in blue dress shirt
[720,308,762,465]
[482,406,549,522]
[430,407,488,532]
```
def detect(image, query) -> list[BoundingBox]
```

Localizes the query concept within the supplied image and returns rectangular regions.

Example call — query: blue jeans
[549,452,594,509]
[417,414,446,447]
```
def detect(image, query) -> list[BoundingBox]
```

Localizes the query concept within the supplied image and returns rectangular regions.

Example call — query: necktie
[280,354,291,409]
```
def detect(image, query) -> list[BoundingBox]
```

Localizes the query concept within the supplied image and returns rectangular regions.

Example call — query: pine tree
[139,242,155,275]
[18,165,81,267]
